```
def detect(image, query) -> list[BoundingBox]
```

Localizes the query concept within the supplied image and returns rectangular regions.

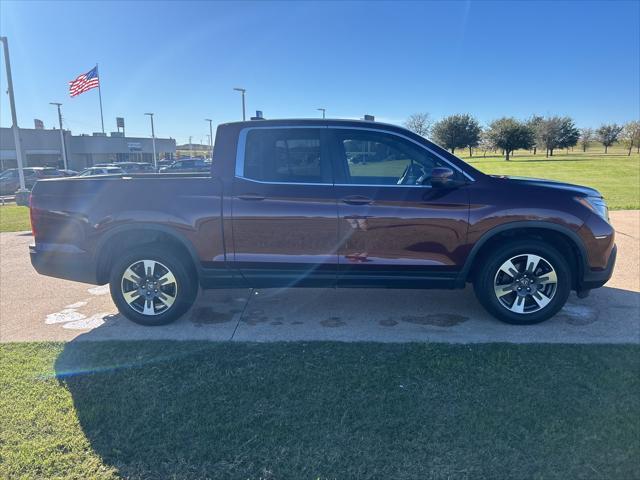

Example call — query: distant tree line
[404,113,640,160]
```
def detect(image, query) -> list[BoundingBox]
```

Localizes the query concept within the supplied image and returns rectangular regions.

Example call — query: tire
[109,246,198,326]
[473,240,571,325]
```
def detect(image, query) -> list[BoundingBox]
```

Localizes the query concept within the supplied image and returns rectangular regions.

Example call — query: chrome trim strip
[234,176,332,186]
[234,124,474,183]
[334,183,432,189]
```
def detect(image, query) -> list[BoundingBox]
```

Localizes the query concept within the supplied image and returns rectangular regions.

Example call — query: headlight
[579,196,609,222]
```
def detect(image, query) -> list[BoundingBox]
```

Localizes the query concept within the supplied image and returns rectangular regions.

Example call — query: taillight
[29,196,38,237]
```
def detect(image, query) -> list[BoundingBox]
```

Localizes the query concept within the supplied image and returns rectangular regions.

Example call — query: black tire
[109,246,197,326]
[473,240,571,325]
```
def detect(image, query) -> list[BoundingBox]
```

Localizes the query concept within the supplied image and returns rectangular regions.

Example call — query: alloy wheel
[493,254,558,314]
[120,259,178,316]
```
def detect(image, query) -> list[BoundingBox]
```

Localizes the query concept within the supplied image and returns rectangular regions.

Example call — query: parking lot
[1,210,638,344]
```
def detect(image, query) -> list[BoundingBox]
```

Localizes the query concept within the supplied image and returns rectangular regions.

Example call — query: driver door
[329,128,470,286]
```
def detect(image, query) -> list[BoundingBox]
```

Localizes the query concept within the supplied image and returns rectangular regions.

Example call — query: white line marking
[88,285,110,296]
[45,309,86,325]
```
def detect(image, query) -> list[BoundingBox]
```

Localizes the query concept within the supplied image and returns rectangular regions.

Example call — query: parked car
[58,169,79,177]
[94,162,155,174]
[0,167,63,195]
[29,119,616,326]
[77,166,125,176]
[159,158,210,173]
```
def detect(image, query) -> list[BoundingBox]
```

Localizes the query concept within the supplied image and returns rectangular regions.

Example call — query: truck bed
[30,174,226,284]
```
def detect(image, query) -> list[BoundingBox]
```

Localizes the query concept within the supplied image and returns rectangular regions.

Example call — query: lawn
[466,152,640,210]
[0,205,30,233]
[1,341,638,479]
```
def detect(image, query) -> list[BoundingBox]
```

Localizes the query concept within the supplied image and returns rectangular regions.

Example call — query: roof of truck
[218,118,406,130]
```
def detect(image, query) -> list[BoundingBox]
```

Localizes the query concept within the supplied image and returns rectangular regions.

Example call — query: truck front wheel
[473,240,571,325]
[109,246,197,326]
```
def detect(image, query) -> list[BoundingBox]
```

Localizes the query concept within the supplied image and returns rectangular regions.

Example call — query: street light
[233,87,246,121]
[1,36,26,197]
[317,108,326,119]
[49,103,68,170]
[205,119,213,160]
[144,113,157,170]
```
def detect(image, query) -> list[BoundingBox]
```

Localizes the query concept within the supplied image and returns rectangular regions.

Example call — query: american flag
[69,66,100,97]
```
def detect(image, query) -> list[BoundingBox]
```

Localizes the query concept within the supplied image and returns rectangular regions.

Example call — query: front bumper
[579,243,617,291]
[30,242,100,285]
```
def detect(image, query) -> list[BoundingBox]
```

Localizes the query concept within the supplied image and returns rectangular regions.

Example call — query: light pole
[189,136,193,158]
[233,87,246,121]
[49,103,68,170]
[1,36,26,194]
[144,113,157,170]
[317,108,326,119]
[205,118,213,159]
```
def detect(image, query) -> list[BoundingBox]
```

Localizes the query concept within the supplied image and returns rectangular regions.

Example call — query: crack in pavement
[230,288,254,340]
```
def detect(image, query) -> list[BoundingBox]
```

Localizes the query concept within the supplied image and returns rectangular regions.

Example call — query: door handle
[237,194,266,201]
[341,195,373,206]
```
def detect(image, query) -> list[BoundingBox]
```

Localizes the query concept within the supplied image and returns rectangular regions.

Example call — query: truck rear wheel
[473,240,571,325]
[109,246,197,326]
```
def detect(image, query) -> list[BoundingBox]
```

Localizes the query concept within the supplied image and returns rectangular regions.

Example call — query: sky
[1,1,639,144]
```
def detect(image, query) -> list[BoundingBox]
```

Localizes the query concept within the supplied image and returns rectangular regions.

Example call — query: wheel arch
[460,221,588,289]
[94,224,200,285]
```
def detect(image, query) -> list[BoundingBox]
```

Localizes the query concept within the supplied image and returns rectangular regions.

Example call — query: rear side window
[243,128,329,183]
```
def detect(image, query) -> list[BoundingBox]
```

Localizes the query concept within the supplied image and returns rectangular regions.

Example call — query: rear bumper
[30,242,100,285]
[579,244,617,291]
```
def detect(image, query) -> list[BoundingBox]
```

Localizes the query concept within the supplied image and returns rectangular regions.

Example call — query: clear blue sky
[1,1,638,144]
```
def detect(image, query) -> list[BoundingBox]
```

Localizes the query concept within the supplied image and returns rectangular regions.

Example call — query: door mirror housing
[430,167,456,188]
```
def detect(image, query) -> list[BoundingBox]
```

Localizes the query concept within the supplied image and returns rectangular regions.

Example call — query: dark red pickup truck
[29,119,616,326]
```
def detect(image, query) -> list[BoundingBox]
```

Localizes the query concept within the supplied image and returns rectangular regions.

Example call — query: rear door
[329,127,471,287]
[231,126,338,287]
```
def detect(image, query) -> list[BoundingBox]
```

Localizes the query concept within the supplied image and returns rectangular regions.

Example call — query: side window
[243,128,329,183]
[335,130,449,186]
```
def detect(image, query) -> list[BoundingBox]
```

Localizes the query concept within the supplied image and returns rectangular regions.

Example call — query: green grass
[466,153,640,210]
[1,341,639,479]
[0,205,30,232]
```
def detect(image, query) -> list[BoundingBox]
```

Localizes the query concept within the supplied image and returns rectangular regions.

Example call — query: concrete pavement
[1,210,638,344]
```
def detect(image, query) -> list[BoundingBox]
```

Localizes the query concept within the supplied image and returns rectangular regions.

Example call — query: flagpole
[96,63,105,133]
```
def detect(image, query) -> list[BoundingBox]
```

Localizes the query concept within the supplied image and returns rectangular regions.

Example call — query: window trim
[235,125,475,185]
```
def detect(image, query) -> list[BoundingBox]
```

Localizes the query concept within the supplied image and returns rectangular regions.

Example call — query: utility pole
[189,136,193,158]
[317,108,326,119]
[233,87,246,121]
[205,118,213,159]
[144,113,157,170]
[49,103,68,170]
[1,36,26,194]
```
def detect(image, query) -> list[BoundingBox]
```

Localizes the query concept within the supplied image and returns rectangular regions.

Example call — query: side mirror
[430,167,456,188]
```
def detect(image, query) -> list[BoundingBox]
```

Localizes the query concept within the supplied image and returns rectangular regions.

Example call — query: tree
[403,113,432,137]
[621,121,640,156]
[526,115,544,154]
[596,124,623,153]
[535,116,580,157]
[579,128,594,152]
[478,132,494,158]
[431,114,481,155]
[486,117,534,161]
